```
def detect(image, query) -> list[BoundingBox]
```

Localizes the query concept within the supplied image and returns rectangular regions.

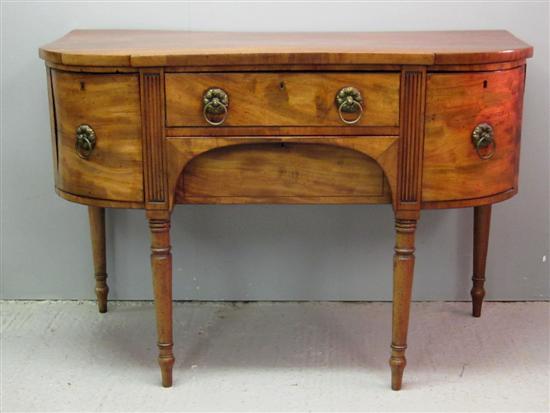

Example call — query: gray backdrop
[1,1,548,301]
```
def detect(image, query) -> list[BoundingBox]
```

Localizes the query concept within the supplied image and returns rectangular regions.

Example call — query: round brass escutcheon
[471,123,496,160]
[203,88,229,126]
[75,124,96,159]
[335,87,364,125]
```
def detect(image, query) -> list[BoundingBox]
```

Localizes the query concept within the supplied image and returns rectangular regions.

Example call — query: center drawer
[165,72,400,128]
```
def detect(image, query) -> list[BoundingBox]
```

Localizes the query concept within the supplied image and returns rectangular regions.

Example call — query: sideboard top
[39,30,533,67]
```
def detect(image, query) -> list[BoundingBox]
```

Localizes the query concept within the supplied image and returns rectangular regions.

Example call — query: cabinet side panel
[46,67,59,186]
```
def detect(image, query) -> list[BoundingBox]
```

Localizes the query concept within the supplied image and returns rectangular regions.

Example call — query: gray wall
[1,1,548,301]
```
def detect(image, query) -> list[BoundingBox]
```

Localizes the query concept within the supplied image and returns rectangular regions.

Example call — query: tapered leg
[88,206,109,313]
[149,216,175,387]
[389,218,417,391]
[471,205,492,318]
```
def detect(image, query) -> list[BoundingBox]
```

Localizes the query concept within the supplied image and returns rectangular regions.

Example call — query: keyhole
[483,80,488,89]
[80,81,86,91]
[280,81,285,90]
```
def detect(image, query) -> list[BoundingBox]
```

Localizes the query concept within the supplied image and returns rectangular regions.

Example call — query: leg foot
[149,214,175,387]
[390,345,407,390]
[159,344,175,387]
[389,218,417,390]
[95,273,109,314]
[471,205,491,317]
[471,278,485,318]
[88,207,109,313]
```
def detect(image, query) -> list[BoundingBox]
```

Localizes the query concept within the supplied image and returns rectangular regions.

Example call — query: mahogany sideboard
[39,30,533,390]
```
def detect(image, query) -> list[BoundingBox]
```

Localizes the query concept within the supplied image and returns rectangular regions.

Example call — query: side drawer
[165,72,400,128]
[52,71,143,202]
[422,66,525,202]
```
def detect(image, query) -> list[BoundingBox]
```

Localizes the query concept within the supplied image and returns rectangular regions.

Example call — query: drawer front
[52,71,143,202]
[422,66,525,202]
[175,142,391,204]
[165,72,399,128]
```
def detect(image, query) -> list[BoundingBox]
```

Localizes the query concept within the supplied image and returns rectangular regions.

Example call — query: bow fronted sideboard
[39,30,533,390]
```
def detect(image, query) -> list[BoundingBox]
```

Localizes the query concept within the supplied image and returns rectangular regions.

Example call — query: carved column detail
[141,71,167,207]
[390,68,425,389]
[396,68,427,217]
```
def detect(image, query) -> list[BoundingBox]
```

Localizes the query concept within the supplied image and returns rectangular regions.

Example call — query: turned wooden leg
[149,215,175,387]
[389,218,417,391]
[88,206,109,313]
[471,205,492,318]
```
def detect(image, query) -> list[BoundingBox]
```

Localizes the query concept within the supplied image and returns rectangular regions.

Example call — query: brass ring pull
[203,100,228,126]
[338,100,363,125]
[472,123,496,160]
[475,135,497,160]
[203,88,229,126]
[75,124,96,159]
[335,87,364,125]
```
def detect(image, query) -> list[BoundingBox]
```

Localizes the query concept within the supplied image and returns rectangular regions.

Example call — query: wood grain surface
[166,136,398,207]
[165,72,399,128]
[52,70,143,202]
[422,66,525,202]
[39,30,533,67]
[176,143,391,204]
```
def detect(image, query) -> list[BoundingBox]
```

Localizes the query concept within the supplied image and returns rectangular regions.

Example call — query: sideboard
[39,30,533,390]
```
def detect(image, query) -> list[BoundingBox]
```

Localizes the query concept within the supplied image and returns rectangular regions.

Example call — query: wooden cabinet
[40,30,533,391]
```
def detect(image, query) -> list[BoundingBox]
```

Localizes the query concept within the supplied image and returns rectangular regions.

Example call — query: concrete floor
[1,301,549,412]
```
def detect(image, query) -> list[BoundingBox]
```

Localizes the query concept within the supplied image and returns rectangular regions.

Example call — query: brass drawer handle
[75,124,96,159]
[203,88,229,126]
[336,87,364,125]
[472,123,496,160]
